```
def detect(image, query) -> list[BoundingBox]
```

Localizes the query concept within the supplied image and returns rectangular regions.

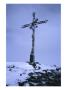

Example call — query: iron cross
[21,12,48,66]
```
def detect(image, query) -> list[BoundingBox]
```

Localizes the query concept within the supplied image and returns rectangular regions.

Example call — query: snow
[7,62,34,69]
[6,62,34,86]
[6,62,57,86]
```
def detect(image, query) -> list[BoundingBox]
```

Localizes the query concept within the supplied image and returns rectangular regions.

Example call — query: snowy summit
[6,62,60,86]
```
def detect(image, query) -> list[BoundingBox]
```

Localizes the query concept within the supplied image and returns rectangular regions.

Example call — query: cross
[21,12,48,67]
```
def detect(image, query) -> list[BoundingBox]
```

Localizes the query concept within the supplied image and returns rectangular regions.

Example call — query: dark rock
[18,81,27,86]
[20,74,22,76]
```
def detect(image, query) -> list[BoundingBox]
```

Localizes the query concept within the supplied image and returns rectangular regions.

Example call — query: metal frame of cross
[21,12,48,67]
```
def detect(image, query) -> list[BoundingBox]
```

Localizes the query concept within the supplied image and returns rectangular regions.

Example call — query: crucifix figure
[22,12,48,68]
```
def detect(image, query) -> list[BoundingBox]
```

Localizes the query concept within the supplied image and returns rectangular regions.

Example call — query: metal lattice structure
[21,12,48,66]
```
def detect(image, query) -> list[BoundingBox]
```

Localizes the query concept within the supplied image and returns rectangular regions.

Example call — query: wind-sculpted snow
[6,62,61,86]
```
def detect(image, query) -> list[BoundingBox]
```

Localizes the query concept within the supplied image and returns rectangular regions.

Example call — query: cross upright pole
[21,12,48,67]
[30,12,35,64]
[30,26,35,64]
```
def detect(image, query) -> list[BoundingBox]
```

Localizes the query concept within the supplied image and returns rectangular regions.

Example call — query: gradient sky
[6,4,61,66]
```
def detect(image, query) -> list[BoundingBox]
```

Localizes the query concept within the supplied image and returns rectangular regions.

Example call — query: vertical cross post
[30,26,35,64]
[30,12,35,64]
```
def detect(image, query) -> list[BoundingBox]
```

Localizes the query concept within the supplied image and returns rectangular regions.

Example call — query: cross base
[28,54,36,68]
[30,54,35,63]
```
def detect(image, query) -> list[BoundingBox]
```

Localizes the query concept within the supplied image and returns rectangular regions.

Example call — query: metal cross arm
[21,23,30,28]
[37,20,48,24]
[21,19,48,29]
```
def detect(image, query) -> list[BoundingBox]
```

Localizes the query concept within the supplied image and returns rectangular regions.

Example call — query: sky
[6,4,61,66]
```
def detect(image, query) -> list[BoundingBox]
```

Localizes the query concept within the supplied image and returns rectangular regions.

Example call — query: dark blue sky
[6,4,61,66]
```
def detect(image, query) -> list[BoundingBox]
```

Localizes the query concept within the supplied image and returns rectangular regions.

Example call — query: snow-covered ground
[6,62,34,86]
[6,62,60,86]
